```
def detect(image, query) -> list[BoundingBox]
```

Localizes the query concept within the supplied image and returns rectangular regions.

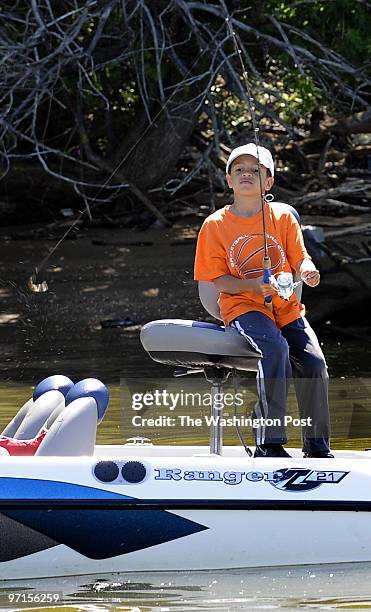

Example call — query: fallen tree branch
[324,223,371,238]
[293,181,369,209]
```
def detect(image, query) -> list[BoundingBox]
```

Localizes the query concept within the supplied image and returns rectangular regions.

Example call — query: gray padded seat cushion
[14,391,65,440]
[140,319,261,372]
[36,398,97,457]
[1,398,33,437]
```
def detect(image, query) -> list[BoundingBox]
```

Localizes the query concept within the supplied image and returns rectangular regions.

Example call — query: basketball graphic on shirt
[230,233,285,279]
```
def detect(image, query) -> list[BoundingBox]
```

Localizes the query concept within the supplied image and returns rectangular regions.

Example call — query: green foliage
[248,0,371,119]
[267,0,371,65]
[274,67,323,119]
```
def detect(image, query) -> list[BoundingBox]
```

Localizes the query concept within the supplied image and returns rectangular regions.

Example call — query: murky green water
[1,376,370,450]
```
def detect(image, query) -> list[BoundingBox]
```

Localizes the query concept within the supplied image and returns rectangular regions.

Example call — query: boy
[194,143,332,458]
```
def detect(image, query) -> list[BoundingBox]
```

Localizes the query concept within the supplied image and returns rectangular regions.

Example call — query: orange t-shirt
[194,203,310,328]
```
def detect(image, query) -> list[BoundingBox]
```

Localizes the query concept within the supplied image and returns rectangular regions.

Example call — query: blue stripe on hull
[0,477,132,499]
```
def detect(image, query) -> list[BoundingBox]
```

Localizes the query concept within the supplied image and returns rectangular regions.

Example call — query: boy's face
[226,154,274,196]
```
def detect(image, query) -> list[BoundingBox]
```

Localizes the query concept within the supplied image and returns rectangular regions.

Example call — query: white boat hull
[1,445,371,579]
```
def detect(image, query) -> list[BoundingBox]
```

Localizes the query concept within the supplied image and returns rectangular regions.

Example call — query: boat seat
[36,379,109,456]
[35,397,98,456]
[1,375,74,440]
[141,319,261,372]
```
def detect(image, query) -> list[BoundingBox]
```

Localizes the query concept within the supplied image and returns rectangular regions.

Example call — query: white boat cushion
[36,397,97,457]
[14,391,65,440]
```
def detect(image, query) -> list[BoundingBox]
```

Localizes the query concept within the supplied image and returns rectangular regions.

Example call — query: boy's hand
[299,258,320,287]
[301,268,320,287]
[258,277,278,298]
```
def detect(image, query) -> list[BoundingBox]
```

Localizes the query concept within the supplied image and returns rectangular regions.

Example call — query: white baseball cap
[226,143,274,176]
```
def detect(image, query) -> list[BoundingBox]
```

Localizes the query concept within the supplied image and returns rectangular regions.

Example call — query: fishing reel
[270,272,301,301]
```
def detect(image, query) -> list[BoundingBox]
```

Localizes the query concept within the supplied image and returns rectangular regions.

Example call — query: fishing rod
[224,7,300,303]
[223,6,302,457]
[224,13,273,306]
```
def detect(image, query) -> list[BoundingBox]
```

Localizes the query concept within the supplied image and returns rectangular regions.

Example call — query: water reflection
[2,563,371,611]
[117,375,371,449]
[0,377,370,449]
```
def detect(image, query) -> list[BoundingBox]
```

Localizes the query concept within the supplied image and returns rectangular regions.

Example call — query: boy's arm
[214,274,277,297]
[194,220,229,281]
[297,257,320,287]
[286,213,320,288]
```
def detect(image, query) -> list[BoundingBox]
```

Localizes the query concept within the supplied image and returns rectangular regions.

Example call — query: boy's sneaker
[254,444,291,458]
[303,451,334,458]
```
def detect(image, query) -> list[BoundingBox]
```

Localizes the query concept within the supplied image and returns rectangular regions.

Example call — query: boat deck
[94,444,371,460]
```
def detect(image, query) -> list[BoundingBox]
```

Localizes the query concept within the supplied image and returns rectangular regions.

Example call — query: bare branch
[0,0,368,222]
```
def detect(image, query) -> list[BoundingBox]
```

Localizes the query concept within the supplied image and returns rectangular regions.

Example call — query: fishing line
[27,20,227,292]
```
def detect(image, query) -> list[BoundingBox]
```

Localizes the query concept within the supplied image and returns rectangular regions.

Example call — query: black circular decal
[121,461,147,483]
[94,461,120,482]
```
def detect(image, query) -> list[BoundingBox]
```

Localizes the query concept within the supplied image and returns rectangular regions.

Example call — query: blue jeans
[231,312,330,453]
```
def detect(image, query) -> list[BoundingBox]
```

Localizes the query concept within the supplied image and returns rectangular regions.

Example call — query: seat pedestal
[205,367,231,455]
[176,365,233,456]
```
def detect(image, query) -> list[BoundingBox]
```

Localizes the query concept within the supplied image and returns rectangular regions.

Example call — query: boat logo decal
[154,467,348,491]
[268,468,348,492]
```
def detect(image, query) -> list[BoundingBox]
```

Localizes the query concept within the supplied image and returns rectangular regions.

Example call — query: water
[2,564,371,611]
[1,267,371,609]
[1,374,370,449]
